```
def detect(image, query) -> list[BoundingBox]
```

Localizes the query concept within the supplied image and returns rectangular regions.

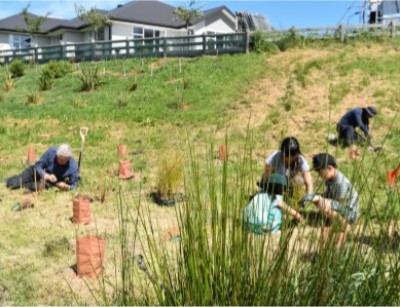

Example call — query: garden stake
[387,163,400,186]
[78,127,89,171]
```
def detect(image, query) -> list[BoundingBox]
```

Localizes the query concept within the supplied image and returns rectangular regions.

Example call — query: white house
[0,0,238,51]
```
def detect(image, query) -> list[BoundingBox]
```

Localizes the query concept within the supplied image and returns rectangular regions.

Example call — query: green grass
[0,40,400,305]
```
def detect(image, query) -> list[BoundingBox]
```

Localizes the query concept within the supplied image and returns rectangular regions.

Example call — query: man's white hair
[56,144,72,158]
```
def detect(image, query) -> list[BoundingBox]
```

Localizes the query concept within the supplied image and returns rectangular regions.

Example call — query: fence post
[245,32,250,53]
[202,34,206,54]
[61,43,66,60]
[91,41,95,61]
[339,24,345,42]
[389,21,395,38]
[34,47,38,63]
[163,37,167,58]
[126,40,129,56]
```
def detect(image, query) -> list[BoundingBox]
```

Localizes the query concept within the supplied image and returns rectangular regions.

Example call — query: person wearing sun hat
[5,144,79,192]
[243,173,303,235]
[336,106,378,147]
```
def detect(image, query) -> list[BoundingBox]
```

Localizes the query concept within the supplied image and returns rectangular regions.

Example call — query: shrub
[250,30,280,54]
[37,69,53,91]
[44,61,72,79]
[77,66,102,91]
[8,59,25,78]
[26,90,40,105]
[156,149,184,197]
[276,27,305,51]
[2,72,15,92]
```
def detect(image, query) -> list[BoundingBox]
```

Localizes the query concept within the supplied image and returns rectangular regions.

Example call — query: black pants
[336,123,366,147]
[5,166,53,191]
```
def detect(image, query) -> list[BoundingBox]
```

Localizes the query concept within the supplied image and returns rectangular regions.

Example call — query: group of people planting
[3,106,379,240]
[243,106,378,236]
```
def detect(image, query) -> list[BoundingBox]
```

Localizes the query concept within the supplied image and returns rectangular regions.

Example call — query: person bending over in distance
[336,106,377,147]
[243,173,303,234]
[5,144,79,192]
[261,137,313,199]
[299,153,359,232]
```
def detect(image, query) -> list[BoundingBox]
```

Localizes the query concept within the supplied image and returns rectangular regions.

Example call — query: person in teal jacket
[243,173,303,234]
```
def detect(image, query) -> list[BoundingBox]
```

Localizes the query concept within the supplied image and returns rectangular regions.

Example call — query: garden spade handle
[78,127,89,171]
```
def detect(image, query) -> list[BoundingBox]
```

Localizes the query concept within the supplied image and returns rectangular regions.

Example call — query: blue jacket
[34,147,79,190]
[339,107,370,137]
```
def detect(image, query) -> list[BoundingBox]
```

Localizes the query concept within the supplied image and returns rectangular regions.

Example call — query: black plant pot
[150,192,185,207]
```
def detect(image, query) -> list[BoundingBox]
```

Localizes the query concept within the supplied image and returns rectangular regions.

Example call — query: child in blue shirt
[243,173,303,234]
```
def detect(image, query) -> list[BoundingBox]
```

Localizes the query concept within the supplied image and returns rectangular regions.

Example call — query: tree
[75,4,111,41]
[173,0,204,34]
[16,4,51,47]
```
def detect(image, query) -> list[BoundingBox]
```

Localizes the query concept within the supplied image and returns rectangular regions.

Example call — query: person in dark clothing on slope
[5,144,79,192]
[336,106,377,147]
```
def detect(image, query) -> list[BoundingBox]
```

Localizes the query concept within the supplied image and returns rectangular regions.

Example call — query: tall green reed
[95,129,400,305]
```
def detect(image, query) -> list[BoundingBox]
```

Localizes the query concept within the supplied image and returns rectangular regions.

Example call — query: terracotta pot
[387,164,400,185]
[219,145,225,161]
[72,195,92,225]
[118,160,134,180]
[27,145,36,165]
[117,144,127,159]
[76,235,106,278]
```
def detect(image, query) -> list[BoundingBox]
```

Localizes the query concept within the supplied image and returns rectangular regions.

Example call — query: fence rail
[264,22,400,41]
[0,32,249,64]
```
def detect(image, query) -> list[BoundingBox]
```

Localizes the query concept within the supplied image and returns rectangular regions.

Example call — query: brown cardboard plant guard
[72,195,92,225]
[118,160,134,180]
[76,235,106,278]
[27,145,36,166]
[117,144,127,159]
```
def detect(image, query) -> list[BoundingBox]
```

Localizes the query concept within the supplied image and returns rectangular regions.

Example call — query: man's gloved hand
[298,194,315,207]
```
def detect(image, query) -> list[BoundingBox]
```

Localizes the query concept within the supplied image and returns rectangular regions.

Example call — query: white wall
[111,21,184,40]
[194,12,237,34]
[63,31,84,44]
[0,33,10,50]
[36,36,51,46]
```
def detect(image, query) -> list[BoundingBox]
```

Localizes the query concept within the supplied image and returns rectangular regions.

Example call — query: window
[133,27,164,39]
[97,27,105,41]
[10,34,30,49]
[144,29,153,38]
[133,27,143,39]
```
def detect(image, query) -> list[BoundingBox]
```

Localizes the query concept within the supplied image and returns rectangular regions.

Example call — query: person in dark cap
[336,106,378,147]
[243,173,303,234]
[5,144,79,192]
[261,137,313,199]
[299,153,359,229]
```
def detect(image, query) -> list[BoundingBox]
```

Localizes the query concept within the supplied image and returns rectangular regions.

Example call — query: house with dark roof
[0,0,237,50]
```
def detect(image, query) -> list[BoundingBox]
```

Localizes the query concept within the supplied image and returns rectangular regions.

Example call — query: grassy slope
[0,40,400,304]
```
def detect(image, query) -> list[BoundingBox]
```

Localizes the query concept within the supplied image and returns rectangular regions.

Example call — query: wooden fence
[264,22,400,42]
[0,32,249,64]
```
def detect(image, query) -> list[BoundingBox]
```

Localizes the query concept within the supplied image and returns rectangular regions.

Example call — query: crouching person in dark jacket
[5,144,79,192]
